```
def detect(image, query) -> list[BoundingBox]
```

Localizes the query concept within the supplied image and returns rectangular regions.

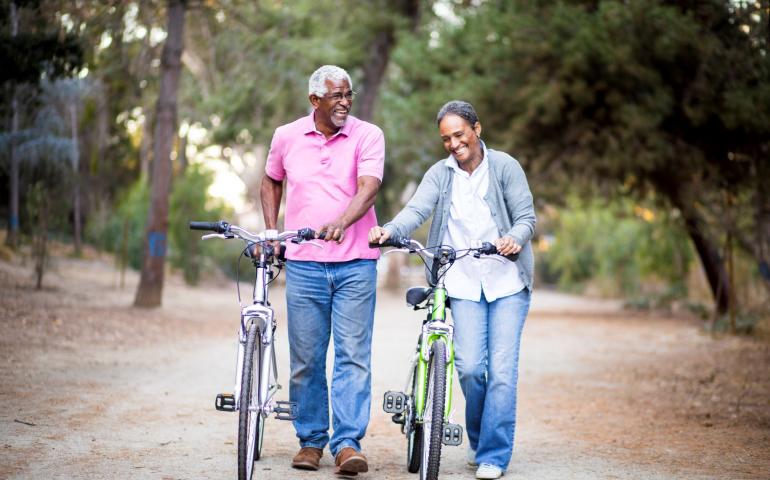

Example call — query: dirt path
[1,255,768,479]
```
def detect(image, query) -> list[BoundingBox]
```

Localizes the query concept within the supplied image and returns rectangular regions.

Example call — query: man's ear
[309,94,320,109]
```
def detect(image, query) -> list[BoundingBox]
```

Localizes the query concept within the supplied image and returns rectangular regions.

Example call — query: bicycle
[189,220,320,480]
[371,237,517,480]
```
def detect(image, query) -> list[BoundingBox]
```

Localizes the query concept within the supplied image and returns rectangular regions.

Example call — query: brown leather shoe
[292,447,323,470]
[335,447,368,474]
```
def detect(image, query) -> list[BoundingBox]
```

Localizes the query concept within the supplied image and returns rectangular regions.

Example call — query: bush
[539,197,693,300]
[86,164,232,284]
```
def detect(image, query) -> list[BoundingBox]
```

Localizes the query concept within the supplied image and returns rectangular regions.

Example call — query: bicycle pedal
[215,393,236,412]
[442,423,463,446]
[391,413,405,425]
[383,391,407,414]
[274,400,297,420]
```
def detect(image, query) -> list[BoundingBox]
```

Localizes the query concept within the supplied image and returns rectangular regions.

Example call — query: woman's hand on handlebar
[494,235,522,256]
[368,226,391,245]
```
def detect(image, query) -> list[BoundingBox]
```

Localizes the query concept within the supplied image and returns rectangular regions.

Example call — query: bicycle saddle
[406,286,432,307]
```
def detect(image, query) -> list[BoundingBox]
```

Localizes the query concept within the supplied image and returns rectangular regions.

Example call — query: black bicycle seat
[406,286,432,307]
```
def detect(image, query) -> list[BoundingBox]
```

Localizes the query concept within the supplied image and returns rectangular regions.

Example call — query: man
[260,65,384,475]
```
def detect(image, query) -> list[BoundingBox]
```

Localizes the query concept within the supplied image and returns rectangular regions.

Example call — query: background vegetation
[1,0,768,329]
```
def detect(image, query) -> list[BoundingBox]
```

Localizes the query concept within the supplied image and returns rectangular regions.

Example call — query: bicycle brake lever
[201,233,227,240]
[479,255,506,263]
[383,248,410,256]
[300,240,324,249]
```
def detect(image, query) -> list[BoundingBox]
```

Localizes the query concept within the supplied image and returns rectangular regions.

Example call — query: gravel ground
[1,254,769,479]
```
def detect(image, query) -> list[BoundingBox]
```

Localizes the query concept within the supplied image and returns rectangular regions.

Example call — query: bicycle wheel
[420,339,447,480]
[238,323,264,480]
[406,364,423,473]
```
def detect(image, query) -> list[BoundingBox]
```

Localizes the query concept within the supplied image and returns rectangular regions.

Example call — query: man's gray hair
[436,100,480,126]
[308,65,353,97]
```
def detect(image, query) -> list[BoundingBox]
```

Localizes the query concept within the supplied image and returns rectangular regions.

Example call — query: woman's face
[438,114,483,168]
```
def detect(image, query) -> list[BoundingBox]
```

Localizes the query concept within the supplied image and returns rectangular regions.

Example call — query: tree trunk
[356,0,420,122]
[357,0,420,289]
[6,89,20,249]
[33,192,49,290]
[69,103,82,255]
[357,30,395,122]
[670,189,730,315]
[134,0,186,308]
[752,155,770,293]
[5,2,19,249]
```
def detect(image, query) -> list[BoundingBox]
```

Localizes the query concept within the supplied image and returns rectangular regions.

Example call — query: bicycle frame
[234,245,279,416]
[407,249,456,424]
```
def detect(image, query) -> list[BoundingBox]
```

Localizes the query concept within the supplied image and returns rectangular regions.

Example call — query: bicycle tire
[238,323,263,480]
[406,364,423,473]
[420,339,447,480]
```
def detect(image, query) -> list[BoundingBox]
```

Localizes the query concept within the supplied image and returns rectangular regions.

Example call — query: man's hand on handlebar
[368,226,391,245]
[494,235,522,256]
[319,220,346,244]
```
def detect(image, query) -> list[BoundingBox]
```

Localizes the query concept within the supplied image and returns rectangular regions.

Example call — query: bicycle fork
[382,326,464,446]
[215,307,296,420]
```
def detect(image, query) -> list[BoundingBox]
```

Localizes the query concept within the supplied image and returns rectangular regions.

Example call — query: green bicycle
[371,237,515,480]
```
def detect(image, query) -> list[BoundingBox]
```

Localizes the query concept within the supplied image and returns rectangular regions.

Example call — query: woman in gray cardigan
[369,100,535,480]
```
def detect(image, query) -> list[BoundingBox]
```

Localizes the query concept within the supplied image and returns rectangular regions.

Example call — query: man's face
[439,114,482,167]
[310,78,353,130]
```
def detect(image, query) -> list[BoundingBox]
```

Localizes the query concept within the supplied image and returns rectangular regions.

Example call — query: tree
[0,0,82,248]
[384,0,770,314]
[134,0,187,307]
[39,77,95,255]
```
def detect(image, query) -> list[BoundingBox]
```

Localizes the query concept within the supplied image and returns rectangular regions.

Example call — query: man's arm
[320,175,381,243]
[260,175,283,229]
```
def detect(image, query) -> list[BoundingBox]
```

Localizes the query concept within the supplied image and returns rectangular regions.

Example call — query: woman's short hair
[436,100,479,126]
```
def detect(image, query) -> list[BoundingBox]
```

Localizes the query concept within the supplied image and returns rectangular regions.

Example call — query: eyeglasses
[321,91,356,102]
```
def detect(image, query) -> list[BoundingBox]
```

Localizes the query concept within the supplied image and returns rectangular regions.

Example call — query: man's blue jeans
[450,288,530,471]
[284,259,377,456]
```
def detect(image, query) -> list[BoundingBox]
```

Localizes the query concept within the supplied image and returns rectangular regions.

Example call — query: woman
[369,100,535,479]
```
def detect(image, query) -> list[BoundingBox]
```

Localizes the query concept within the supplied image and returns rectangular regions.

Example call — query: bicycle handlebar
[369,237,519,262]
[190,220,229,233]
[189,220,319,243]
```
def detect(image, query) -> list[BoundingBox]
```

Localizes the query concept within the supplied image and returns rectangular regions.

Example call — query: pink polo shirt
[265,113,384,262]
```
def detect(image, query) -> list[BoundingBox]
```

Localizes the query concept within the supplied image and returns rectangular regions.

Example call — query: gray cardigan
[383,148,536,291]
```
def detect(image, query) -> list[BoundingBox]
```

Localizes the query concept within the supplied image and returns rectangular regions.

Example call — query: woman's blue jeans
[284,259,377,456]
[450,288,530,470]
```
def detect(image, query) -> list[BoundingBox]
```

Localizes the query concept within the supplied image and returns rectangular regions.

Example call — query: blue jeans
[284,259,377,456]
[450,288,530,470]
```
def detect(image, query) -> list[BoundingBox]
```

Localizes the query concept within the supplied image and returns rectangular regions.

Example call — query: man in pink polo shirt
[260,65,384,475]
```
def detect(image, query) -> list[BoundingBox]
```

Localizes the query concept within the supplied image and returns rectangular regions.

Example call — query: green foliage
[541,197,693,298]
[168,164,232,285]
[87,165,232,284]
[85,178,149,270]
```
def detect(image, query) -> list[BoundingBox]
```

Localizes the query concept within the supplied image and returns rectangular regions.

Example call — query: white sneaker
[467,447,477,466]
[476,463,503,479]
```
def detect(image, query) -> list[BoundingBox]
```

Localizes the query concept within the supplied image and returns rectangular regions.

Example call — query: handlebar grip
[189,221,228,233]
[480,241,519,262]
[369,236,410,249]
[296,228,317,241]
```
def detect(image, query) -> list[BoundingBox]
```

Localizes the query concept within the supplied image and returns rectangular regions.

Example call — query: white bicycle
[189,220,320,480]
